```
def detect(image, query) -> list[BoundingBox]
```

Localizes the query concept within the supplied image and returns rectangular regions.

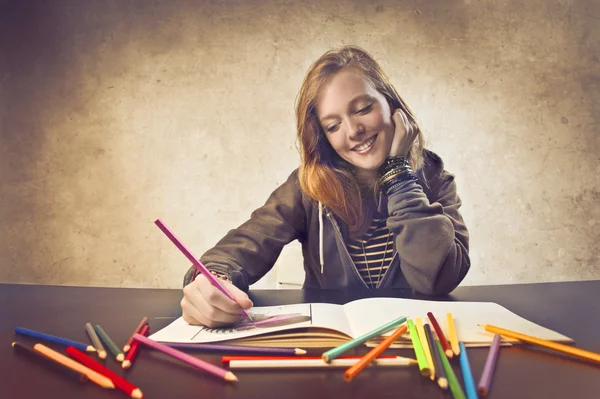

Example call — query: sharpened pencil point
[439,378,449,390]
[225,371,238,382]
[322,354,329,363]
[295,348,307,355]
[86,346,97,352]
[98,350,107,360]
[131,388,143,399]
[445,349,454,358]
[117,353,125,362]
[122,360,131,369]
[123,345,130,353]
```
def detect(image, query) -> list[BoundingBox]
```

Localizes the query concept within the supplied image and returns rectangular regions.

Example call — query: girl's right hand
[181,273,253,328]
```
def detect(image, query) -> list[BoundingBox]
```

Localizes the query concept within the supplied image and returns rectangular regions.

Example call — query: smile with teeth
[352,135,377,152]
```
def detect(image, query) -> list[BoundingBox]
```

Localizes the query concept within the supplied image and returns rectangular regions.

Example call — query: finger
[182,284,242,326]
[196,274,253,312]
[390,109,406,157]
[181,298,232,328]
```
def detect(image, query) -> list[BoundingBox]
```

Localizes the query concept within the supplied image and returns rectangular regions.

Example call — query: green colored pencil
[436,339,466,399]
[407,319,430,377]
[322,316,406,363]
[94,325,124,362]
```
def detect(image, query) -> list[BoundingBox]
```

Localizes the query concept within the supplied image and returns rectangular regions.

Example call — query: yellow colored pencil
[415,317,435,380]
[34,343,115,389]
[446,313,460,356]
[480,324,600,364]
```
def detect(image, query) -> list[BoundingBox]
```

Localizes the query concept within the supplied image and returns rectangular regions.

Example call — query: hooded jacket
[184,149,470,295]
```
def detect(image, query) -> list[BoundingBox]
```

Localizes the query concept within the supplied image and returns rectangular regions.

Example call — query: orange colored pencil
[67,346,143,399]
[34,343,115,389]
[344,324,409,382]
[481,324,600,364]
[427,312,453,358]
[123,317,148,352]
[122,324,150,369]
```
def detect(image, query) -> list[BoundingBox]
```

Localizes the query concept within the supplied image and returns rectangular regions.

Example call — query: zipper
[325,211,370,289]
[375,250,398,288]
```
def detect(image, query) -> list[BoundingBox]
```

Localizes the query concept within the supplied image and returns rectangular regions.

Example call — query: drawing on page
[201,304,312,334]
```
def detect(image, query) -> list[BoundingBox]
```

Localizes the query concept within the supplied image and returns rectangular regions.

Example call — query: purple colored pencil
[478,334,501,397]
[162,342,307,355]
[133,334,238,382]
[154,219,251,321]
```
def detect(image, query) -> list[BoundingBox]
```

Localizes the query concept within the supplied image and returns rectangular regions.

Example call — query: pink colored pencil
[154,219,251,321]
[133,333,237,382]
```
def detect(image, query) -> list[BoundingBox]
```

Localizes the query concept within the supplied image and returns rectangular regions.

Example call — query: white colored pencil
[228,356,417,370]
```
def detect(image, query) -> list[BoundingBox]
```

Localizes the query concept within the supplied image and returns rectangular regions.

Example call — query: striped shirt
[347,212,395,288]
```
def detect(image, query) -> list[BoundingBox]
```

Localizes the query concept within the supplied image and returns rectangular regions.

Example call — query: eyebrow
[318,94,373,124]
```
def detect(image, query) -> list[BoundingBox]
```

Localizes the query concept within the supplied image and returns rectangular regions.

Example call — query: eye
[325,123,340,133]
[356,103,373,114]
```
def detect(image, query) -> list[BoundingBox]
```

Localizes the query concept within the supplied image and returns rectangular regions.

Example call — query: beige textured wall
[1,0,598,289]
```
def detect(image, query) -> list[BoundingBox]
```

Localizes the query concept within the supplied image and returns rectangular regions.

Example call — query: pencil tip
[117,353,125,362]
[131,388,143,398]
[225,372,238,382]
[321,354,330,363]
[445,350,454,358]
[439,378,449,390]
[99,351,107,359]
[122,360,131,369]
[87,346,97,352]
[295,348,307,355]
[123,345,130,352]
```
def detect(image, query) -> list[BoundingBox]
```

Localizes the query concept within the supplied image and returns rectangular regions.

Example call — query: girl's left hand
[389,108,418,157]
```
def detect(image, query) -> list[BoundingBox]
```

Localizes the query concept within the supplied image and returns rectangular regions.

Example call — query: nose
[346,117,365,141]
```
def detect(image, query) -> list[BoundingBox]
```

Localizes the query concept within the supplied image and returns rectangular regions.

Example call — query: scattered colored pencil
[164,342,306,355]
[228,356,417,370]
[435,339,466,399]
[85,323,107,359]
[478,334,501,397]
[15,327,96,353]
[458,342,478,399]
[407,319,430,377]
[122,324,150,369]
[425,324,448,390]
[94,325,124,362]
[221,355,400,365]
[480,324,600,364]
[427,312,453,358]
[123,317,148,352]
[322,315,406,363]
[66,346,143,399]
[33,343,115,389]
[12,341,89,383]
[415,317,435,380]
[133,333,237,382]
[344,324,408,381]
[154,219,252,322]
[447,313,460,356]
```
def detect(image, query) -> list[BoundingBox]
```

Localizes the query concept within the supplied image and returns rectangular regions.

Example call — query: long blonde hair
[295,46,424,235]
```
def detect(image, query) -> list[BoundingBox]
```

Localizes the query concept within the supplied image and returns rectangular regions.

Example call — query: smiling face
[316,68,395,183]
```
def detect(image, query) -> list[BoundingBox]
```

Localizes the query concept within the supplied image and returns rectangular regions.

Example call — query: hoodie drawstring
[318,201,324,274]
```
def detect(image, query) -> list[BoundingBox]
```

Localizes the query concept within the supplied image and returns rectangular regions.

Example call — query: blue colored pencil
[15,327,96,352]
[459,342,478,399]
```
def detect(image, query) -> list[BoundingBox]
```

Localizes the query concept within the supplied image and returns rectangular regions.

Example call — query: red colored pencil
[427,312,453,358]
[122,324,150,369]
[123,317,148,352]
[221,355,397,365]
[66,346,143,399]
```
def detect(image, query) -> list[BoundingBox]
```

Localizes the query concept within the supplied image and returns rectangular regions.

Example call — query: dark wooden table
[1,281,599,398]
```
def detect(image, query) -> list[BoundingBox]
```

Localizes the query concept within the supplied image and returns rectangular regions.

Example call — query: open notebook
[150,297,573,348]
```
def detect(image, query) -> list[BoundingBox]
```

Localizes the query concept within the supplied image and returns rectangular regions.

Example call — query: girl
[181,46,470,327]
